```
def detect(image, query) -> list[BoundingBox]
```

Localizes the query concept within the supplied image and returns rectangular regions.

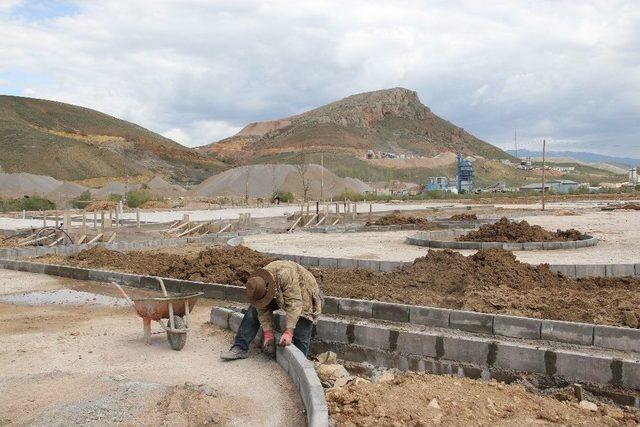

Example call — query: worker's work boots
[220,345,248,361]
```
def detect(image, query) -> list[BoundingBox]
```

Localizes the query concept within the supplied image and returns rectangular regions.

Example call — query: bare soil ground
[39,246,640,327]
[457,217,583,243]
[448,213,478,220]
[0,269,304,426]
[327,372,639,426]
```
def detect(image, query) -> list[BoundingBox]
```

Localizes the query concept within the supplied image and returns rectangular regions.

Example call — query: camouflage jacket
[257,260,323,331]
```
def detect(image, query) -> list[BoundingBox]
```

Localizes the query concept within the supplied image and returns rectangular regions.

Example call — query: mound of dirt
[367,214,440,230]
[602,203,640,211]
[85,201,118,211]
[0,235,21,247]
[449,213,477,220]
[140,200,170,209]
[327,372,638,426]
[315,249,640,327]
[63,245,272,286]
[457,217,583,242]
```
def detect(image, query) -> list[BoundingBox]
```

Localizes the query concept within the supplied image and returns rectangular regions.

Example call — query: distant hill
[0,95,227,183]
[507,149,639,169]
[201,88,519,185]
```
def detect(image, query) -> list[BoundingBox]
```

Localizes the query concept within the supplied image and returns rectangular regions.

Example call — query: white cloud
[0,0,638,156]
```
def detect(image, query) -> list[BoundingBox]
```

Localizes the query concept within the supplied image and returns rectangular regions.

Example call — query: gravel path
[0,270,304,426]
[243,210,640,265]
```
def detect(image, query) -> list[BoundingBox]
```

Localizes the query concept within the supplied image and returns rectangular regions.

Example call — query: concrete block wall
[211,307,328,427]
[308,315,640,390]
[406,231,598,251]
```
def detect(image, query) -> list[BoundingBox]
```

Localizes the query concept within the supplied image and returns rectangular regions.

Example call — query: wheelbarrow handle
[110,281,136,308]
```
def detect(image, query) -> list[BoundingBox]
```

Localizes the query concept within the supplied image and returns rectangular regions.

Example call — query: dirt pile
[316,249,640,326]
[0,235,21,247]
[457,217,583,242]
[326,372,637,426]
[367,214,440,230]
[449,213,477,220]
[62,246,272,286]
[85,201,118,211]
[602,203,640,211]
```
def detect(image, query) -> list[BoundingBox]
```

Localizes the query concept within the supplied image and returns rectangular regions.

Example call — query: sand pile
[146,176,186,198]
[327,372,637,426]
[367,214,440,230]
[457,217,583,242]
[91,182,142,199]
[449,213,477,220]
[0,173,62,197]
[189,164,372,199]
[46,182,88,200]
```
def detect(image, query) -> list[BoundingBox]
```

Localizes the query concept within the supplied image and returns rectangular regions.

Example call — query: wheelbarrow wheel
[167,315,187,351]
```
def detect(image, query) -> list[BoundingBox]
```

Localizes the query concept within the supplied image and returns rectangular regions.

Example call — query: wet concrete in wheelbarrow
[0,269,305,426]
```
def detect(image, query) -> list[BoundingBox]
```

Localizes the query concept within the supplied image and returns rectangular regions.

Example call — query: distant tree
[295,143,311,202]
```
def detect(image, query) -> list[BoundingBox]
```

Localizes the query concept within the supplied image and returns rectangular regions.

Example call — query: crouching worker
[220,260,323,360]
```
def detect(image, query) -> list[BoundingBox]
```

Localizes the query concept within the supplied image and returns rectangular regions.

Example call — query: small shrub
[273,190,294,203]
[70,190,92,209]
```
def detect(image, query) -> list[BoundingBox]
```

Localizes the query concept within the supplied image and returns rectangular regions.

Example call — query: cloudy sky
[1,0,639,157]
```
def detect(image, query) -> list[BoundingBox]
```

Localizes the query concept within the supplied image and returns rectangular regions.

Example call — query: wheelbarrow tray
[131,292,203,320]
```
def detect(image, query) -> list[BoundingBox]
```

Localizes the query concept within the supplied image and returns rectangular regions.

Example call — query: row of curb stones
[1,258,639,355]
[406,230,599,251]
[211,307,328,427]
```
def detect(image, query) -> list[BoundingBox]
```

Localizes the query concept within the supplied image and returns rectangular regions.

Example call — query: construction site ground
[36,243,640,327]
[243,209,640,264]
[0,269,305,426]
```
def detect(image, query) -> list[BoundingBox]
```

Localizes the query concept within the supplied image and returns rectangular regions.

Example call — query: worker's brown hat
[245,268,276,309]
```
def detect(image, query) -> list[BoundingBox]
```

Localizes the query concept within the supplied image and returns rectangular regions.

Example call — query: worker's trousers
[233,304,314,356]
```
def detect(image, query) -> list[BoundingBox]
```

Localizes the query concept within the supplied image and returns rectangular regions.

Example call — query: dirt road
[0,269,304,426]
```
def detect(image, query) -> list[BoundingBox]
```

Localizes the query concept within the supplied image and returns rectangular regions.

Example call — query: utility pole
[541,139,546,211]
[320,152,324,202]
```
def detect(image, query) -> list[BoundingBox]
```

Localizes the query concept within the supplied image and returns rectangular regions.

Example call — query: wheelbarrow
[112,278,203,351]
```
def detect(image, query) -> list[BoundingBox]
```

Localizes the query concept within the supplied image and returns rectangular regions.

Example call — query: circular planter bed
[406,229,598,250]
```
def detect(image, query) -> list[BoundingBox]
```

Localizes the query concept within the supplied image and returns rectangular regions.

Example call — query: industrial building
[519,179,580,194]
[456,153,473,193]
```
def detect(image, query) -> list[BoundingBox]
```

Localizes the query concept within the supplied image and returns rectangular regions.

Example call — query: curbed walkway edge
[210,307,329,427]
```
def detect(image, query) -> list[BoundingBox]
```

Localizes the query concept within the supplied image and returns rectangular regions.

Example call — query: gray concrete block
[548,264,577,277]
[480,242,503,249]
[299,256,319,267]
[555,350,613,385]
[356,259,381,271]
[337,258,357,269]
[449,310,493,334]
[493,315,541,339]
[225,285,247,302]
[339,298,373,318]
[379,261,404,272]
[574,238,588,248]
[409,306,451,328]
[541,319,593,346]
[523,242,544,250]
[636,264,640,276]
[87,269,125,284]
[605,264,635,277]
[543,241,566,250]
[443,335,490,366]
[118,273,142,286]
[228,312,243,333]
[396,331,438,357]
[322,297,339,314]
[318,257,338,269]
[372,301,410,323]
[622,360,640,389]
[203,284,226,299]
[426,240,442,248]
[353,324,391,350]
[503,242,524,251]
[575,264,606,278]
[210,307,232,329]
[314,318,349,343]
[594,325,640,352]
[493,342,546,374]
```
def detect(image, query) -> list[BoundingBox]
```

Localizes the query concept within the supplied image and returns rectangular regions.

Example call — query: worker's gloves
[279,329,294,346]
[262,329,275,346]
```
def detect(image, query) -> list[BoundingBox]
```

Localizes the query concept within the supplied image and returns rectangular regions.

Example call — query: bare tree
[294,145,311,202]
